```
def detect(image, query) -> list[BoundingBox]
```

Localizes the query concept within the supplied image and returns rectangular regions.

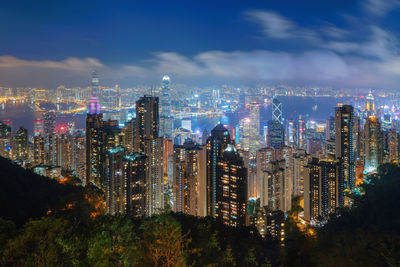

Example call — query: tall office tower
[248,102,261,157]
[43,111,57,166]
[86,72,104,187]
[272,98,282,123]
[353,115,361,160]
[268,120,285,148]
[33,119,44,137]
[259,147,293,213]
[388,129,399,163]
[362,116,383,173]
[335,105,355,190]
[285,120,296,147]
[0,122,12,158]
[366,91,375,116]
[293,149,308,196]
[325,117,335,140]
[124,152,147,217]
[206,123,232,217]
[304,158,344,223]
[14,126,28,161]
[173,139,203,216]
[105,147,126,215]
[297,116,305,149]
[215,144,247,227]
[159,75,174,138]
[134,95,164,215]
[134,96,159,153]
[33,136,45,165]
[122,119,135,153]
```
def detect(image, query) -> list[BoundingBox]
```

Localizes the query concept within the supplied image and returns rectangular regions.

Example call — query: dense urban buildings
[0,72,397,231]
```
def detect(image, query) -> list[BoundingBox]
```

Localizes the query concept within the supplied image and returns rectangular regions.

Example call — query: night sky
[0,0,399,88]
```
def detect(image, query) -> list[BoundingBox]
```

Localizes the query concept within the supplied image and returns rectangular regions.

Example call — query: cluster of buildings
[1,73,398,240]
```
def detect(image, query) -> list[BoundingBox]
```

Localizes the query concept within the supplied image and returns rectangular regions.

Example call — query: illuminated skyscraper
[366,90,375,116]
[268,120,285,148]
[215,144,247,227]
[272,98,282,123]
[259,146,293,212]
[33,135,45,166]
[124,152,147,217]
[86,71,104,186]
[361,116,383,173]
[388,129,399,163]
[304,158,344,223]
[0,122,12,158]
[134,95,164,215]
[173,139,204,216]
[206,123,231,217]
[33,119,44,137]
[248,101,261,157]
[159,75,174,138]
[105,147,126,215]
[335,105,355,190]
[14,126,28,161]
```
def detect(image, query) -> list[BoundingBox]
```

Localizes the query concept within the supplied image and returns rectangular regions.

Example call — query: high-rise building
[0,122,12,158]
[172,139,204,216]
[33,119,44,137]
[215,144,247,227]
[159,75,174,138]
[43,111,57,166]
[14,126,28,161]
[33,135,45,166]
[248,102,261,157]
[388,129,399,163]
[268,120,285,148]
[335,105,355,190]
[304,158,344,223]
[124,152,147,217]
[105,147,126,215]
[361,116,383,173]
[86,71,104,187]
[366,91,375,116]
[134,95,164,215]
[325,116,335,141]
[206,123,232,217]
[272,98,282,123]
[259,146,293,213]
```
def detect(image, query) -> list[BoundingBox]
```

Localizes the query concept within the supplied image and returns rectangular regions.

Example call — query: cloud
[324,27,398,60]
[0,56,103,70]
[363,0,400,16]
[244,10,318,41]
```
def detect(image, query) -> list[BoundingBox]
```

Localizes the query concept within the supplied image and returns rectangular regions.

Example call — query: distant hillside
[0,157,85,225]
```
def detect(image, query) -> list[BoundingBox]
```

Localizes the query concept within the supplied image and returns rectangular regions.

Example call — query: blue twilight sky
[0,0,400,88]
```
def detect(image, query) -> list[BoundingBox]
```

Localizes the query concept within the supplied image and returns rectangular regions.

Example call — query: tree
[1,217,77,266]
[137,213,189,267]
[87,215,138,267]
